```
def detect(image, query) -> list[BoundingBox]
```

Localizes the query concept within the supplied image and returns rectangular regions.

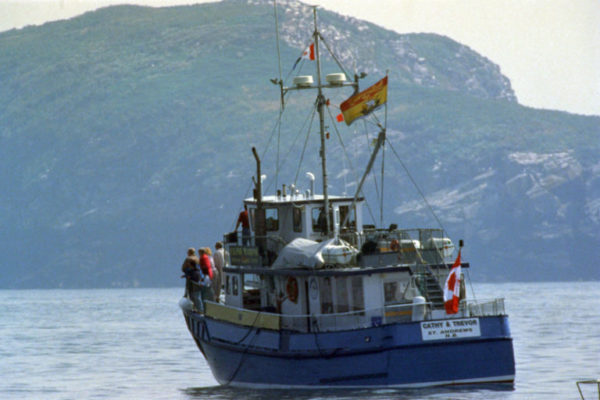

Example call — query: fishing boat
[179,5,515,388]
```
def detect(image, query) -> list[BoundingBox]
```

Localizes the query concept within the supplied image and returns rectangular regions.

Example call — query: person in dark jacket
[182,248,201,305]
[181,248,200,282]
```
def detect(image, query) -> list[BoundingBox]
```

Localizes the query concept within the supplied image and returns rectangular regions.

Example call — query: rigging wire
[260,109,284,160]
[380,127,385,228]
[294,104,318,185]
[221,310,264,386]
[383,126,476,301]
[230,109,284,231]
[385,137,447,234]
[273,1,283,87]
[362,119,381,225]
[273,0,283,190]
[276,113,281,190]
[265,100,319,194]
[380,78,388,228]
[283,37,316,85]
[324,104,377,225]
[317,33,352,79]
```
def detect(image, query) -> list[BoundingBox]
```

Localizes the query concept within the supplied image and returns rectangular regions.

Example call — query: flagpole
[380,71,389,229]
[273,0,284,192]
[313,6,331,237]
[273,0,283,86]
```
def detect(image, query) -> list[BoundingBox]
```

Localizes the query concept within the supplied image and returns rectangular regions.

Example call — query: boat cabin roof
[244,193,364,206]
[224,262,469,277]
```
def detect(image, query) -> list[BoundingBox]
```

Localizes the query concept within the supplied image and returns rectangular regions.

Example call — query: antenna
[273,1,283,86]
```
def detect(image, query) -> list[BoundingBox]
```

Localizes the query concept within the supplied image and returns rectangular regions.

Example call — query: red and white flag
[302,42,315,60]
[443,250,462,314]
[292,43,315,70]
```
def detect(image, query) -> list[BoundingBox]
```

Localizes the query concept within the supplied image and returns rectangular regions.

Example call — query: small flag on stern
[292,43,315,70]
[443,250,462,314]
[339,76,388,125]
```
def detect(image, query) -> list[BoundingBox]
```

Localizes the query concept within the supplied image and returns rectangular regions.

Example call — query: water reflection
[182,383,513,400]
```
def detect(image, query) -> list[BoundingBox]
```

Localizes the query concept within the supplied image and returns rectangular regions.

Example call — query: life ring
[286,277,299,303]
[390,239,400,252]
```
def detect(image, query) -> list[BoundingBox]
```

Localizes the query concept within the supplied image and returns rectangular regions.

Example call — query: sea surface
[1,282,599,400]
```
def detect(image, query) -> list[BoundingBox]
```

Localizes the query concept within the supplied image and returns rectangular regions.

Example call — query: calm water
[1,282,599,399]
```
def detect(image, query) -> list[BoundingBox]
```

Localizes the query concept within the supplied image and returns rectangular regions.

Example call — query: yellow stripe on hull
[204,302,280,331]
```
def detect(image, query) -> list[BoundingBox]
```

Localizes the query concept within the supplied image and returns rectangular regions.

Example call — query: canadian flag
[443,250,462,314]
[302,42,315,60]
[292,43,315,70]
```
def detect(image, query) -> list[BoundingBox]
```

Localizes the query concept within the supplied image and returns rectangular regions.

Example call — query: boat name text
[421,318,481,341]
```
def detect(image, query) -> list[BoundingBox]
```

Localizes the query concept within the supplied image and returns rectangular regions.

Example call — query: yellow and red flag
[339,76,388,126]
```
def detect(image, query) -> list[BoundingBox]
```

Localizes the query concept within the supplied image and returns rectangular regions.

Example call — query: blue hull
[184,313,515,388]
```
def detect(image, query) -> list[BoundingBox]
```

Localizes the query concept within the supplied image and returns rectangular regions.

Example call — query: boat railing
[281,298,505,332]
[224,233,288,267]
[280,303,420,332]
[464,298,505,316]
[196,295,506,333]
[224,227,451,269]
[341,227,450,266]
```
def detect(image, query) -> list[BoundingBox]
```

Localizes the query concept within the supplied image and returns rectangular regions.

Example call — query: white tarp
[271,238,357,269]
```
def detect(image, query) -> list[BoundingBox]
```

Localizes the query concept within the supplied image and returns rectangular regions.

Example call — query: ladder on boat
[420,270,445,309]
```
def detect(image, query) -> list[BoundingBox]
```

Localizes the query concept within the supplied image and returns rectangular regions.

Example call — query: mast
[277,6,359,236]
[312,7,330,236]
[252,147,266,259]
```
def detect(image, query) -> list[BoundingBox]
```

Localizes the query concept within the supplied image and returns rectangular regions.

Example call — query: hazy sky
[2,0,599,116]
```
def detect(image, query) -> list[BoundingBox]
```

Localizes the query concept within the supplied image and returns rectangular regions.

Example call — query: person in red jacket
[198,248,214,302]
[235,204,251,246]
[198,248,213,279]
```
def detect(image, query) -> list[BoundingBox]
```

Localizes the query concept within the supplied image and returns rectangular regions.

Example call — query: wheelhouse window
[384,281,403,304]
[312,207,332,232]
[265,208,279,231]
[339,205,356,230]
[232,275,239,296]
[293,207,302,232]
[335,278,349,313]
[320,277,333,314]
[351,276,364,311]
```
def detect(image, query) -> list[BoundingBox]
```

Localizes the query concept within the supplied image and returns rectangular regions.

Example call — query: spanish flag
[340,76,388,126]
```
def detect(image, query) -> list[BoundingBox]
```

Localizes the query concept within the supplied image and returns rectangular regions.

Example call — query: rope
[222,310,264,386]
[293,105,318,185]
[317,32,352,79]
[380,133,385,228]
[380,85,388,228]
[324,104,378,225]
[273,1,283,84]
[362,119,382,226]
[386,138,448,234]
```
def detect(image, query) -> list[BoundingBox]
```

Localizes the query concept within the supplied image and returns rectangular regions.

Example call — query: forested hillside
[1,0,598,288]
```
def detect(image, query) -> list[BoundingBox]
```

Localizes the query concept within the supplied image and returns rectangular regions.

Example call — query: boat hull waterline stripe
[219,375,515,389]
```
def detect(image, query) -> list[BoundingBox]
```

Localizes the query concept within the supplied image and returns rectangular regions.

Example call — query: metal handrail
[198,297,505,333]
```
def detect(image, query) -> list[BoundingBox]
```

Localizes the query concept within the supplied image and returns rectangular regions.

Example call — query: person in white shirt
[213,242,226,302]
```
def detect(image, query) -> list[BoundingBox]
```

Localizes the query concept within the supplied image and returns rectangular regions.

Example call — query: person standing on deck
[235,204,251,246]
[204,247,218,302]
[213,242,226,302]
[198,248,214,302]
[181,248,201,305]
